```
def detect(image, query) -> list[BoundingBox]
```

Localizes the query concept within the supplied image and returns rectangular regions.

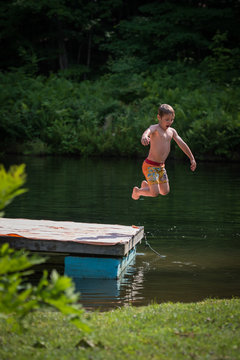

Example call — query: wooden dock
[0,218,143,256]
[0,218,144,279]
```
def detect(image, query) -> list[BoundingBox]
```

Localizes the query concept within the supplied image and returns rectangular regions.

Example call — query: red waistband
[145,158,164,166]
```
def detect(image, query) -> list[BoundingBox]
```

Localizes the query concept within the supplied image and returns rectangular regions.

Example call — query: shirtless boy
[132,104,196,200]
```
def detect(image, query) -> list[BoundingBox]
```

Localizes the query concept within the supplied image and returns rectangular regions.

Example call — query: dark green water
[3,155,240,309]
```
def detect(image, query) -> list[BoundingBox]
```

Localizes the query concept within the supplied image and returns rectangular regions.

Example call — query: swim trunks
[142,158,168,185]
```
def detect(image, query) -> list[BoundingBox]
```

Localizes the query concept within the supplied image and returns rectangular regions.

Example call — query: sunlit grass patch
[0,299,239,360]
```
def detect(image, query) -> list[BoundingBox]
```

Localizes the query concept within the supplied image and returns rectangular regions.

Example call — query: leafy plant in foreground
[0,164,27,216]
[0,164,90,333]
[0,243,90,332]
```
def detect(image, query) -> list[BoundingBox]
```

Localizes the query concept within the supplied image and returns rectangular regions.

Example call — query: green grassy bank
[0,299,239,360]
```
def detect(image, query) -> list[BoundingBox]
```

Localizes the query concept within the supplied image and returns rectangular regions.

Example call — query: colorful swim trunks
[142,158,168,185]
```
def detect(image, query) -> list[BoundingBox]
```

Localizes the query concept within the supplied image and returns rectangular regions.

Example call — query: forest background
[0,0,240,161]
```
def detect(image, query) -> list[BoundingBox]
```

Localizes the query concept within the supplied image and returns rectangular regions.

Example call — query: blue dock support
[65,246,136,279]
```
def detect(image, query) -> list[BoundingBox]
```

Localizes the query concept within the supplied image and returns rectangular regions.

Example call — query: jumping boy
[132,104,196,200]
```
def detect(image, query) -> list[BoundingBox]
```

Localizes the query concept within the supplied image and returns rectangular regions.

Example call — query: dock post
[64,247,136,279]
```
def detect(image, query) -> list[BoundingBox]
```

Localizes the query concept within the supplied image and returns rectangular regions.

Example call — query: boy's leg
[132,162,169,200]
[132,183,160,200]
[132,179,169,200]
[159,181,170,196]
[141,180,148,188]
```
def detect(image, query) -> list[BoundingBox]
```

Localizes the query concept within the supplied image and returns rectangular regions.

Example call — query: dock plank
[0,218,144,256]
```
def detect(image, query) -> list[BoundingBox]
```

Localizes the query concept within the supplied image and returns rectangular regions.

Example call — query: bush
[0,164,27,216]
[0,164,90,333]
[0,243,90,332]
[0,62,239,160]
[142,63,240,160]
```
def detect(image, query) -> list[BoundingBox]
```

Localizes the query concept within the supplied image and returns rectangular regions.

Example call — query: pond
[3,155,240,310]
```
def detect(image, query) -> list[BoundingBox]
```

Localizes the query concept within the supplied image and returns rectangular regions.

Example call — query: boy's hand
[141,135,150,146]
[190,159,197,171]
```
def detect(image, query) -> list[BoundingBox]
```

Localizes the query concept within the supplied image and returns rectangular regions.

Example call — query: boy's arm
[141,125,154,146]
[172,129,197,171]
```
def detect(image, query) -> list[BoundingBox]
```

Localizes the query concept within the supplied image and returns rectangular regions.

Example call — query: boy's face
[157,113,174,131]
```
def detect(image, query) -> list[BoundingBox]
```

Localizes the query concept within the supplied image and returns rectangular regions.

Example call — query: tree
[1,0,239,74]
[104,0,240,65]
[0,0,123,74]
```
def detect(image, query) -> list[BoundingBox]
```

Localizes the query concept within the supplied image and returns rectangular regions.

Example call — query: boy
[132,104,196,200]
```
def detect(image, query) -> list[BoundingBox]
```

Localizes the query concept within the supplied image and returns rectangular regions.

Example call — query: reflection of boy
[132,104,196,200]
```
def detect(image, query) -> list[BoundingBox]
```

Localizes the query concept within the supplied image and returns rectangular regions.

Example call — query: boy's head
[158,104,175,119]
[157,104,175,130]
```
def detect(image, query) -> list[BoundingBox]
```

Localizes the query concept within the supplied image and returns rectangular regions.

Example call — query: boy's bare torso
[148,124,174,163]
[132,104,196,200]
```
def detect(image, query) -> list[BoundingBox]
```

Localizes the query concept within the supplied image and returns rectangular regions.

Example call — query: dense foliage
[1,61,239,160]
[0,0,239,75]
[0,0,239,160]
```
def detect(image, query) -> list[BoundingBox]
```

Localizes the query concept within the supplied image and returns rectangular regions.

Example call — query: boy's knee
[159,183,170,196]
[160,189,169,196]
[150,189,160,197]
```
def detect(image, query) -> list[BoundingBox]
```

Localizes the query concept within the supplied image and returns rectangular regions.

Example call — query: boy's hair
[158,104,175,119]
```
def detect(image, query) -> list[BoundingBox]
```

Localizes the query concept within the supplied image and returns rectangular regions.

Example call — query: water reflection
[73,278,122,309]
[3,155,240,309]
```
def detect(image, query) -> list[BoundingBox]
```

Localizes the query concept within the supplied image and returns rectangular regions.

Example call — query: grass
[0,299,240,360]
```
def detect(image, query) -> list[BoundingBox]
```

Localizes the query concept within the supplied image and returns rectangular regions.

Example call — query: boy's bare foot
[141,180,148,189]
[132,186,140,200]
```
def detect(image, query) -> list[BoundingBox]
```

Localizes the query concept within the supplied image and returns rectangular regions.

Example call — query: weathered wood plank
[0,218,144,256]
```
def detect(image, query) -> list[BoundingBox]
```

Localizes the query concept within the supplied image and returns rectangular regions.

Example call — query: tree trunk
[77,43,82,64]
[57,20,68,70]
[87,30,92,68]
[84,30,92,79]
[58,38,68,70]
